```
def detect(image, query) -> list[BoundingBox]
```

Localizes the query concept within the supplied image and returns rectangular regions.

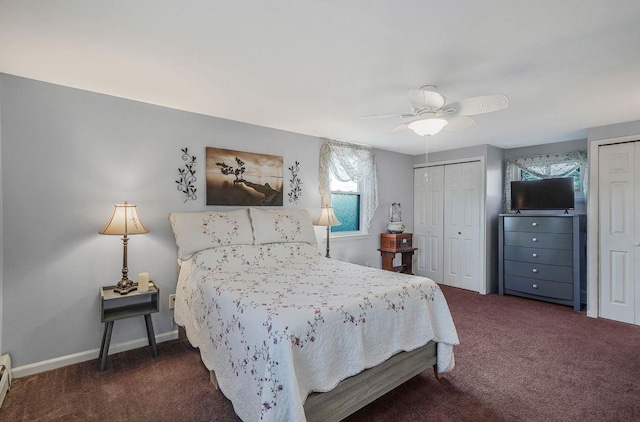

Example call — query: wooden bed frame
[171,214,448,421]
[208,341,438,422]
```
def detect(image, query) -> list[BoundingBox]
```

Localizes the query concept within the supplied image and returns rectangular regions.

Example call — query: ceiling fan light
[408,118,448,136]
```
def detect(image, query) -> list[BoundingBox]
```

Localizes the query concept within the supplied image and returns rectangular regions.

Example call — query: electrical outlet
[169,294,176,309]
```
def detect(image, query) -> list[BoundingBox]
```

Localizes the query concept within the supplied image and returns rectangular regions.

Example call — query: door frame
[588,134,640,318]
[414,156,487,294]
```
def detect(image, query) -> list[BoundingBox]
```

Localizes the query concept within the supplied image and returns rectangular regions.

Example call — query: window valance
[318,140,378,228]
[504,150,588,212]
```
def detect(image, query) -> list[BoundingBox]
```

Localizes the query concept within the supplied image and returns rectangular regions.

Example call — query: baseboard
[12,330,179,379]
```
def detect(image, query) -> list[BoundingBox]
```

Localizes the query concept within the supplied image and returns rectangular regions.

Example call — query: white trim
[12,330,179,378]
[414,157,483,168]
[587,134,640,319]
[328,233,370,242]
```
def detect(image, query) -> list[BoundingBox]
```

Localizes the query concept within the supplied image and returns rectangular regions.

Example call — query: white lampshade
[314,206,341,227]
[99,201,149,235]
[408,118,448,136]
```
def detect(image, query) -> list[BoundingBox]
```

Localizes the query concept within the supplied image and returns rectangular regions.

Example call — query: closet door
[443,161,482,291]
[414,166,444,281]
[599,142,640,324]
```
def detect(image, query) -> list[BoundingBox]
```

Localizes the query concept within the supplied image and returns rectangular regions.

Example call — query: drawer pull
[532,253,538,258]
[532,222,538,227]
[532,284,538,289]
[532,237,538,242]
[532,269,539,273]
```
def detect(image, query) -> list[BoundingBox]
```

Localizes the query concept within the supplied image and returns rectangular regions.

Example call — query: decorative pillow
[249,208,318,245]
[168,209,254,260]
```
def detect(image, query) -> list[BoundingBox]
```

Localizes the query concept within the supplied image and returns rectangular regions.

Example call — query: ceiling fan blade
[359,113,416,119]
[446,95,509,116]
[390,123,410,134]
[444,116,476,132]
[409,88,445,110]
[359,113,402,119]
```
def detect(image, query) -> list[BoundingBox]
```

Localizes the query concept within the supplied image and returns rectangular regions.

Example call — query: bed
[169,208,459,422]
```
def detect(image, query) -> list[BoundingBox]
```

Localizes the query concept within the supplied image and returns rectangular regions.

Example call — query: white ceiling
[1,1,640,155]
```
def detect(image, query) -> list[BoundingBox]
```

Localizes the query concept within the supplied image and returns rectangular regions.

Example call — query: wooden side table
[99,282,159,371]
[378,233,417,275]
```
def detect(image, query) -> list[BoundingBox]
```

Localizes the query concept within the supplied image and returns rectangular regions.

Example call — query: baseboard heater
[0,354,12,408]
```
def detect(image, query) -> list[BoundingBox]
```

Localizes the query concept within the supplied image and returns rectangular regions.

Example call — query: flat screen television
[510,177,575,212]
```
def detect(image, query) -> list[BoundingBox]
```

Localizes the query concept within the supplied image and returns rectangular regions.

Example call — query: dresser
[498,214,586,310]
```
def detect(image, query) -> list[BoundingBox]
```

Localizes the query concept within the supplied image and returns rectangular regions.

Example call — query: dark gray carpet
[2,285,640,421]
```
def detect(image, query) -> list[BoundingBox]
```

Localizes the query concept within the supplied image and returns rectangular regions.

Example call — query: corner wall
[0,74,414,370]
[0,76,3,355]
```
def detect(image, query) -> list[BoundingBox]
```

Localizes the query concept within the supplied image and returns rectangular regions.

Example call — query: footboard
[304,341,438,422]
[207,341,437,421]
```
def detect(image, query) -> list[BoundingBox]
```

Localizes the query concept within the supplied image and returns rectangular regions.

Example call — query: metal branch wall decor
[288,161,302,204]
[176,147,197,202]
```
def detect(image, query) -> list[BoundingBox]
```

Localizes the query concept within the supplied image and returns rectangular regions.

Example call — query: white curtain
[504,150,588,212]
[318,140,378,228]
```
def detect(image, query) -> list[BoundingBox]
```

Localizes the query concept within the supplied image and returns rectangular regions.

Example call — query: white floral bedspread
[174,242,459,422]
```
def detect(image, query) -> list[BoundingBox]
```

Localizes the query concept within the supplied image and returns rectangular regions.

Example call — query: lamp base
[114,278,137,295]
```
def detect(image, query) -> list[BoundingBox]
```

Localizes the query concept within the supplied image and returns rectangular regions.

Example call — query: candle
[138,272,150,292]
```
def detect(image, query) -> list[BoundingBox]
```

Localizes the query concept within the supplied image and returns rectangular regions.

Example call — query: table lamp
[99,201,149,294]
[314,206,341,258]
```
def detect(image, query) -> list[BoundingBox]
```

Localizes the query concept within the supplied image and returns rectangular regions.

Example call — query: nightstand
[378,233,417,274]
[99,282,159,371]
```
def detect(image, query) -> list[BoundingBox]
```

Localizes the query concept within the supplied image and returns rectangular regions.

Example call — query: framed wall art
[206,147,284,206]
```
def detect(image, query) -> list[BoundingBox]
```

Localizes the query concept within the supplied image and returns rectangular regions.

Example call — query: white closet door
[599,142,638,324]
[443,161,482,291]
[413,166,444,281]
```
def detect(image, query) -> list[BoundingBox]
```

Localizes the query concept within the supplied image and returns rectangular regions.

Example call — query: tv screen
[511,177,575,211]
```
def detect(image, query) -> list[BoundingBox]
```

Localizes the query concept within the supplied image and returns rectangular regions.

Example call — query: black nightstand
[99,282,159,371]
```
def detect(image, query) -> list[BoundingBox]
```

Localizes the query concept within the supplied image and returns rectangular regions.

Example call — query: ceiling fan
[362,85,509,136]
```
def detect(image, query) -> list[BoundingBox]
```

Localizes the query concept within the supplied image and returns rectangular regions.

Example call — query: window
[330,175,361,233]
[504,150,588,212]
[318,140,378,235]
[520,166,582,191]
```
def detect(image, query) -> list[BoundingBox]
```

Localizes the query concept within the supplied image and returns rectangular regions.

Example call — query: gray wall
[588,120,640,142]
[504,138,588,160]
[0,75,3,355]
[485,145,504,293]
[0,74,414,367]
[413,144,489,166]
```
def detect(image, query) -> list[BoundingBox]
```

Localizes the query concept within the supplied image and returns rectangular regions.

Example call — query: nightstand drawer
[504,246,573,266]
[504,232,573,250]
[504,275,573,300]
[504,260,573,283]
[503,216,573,233]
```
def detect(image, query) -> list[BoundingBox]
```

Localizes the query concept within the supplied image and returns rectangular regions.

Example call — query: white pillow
[249,208,317,245]
[168,209,254,260]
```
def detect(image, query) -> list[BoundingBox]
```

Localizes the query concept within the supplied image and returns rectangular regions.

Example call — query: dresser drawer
[503,216,573,233]
[504,275,573,300]
[504,260,573,283]
[504,232,573,250]
[504,246,573,266]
